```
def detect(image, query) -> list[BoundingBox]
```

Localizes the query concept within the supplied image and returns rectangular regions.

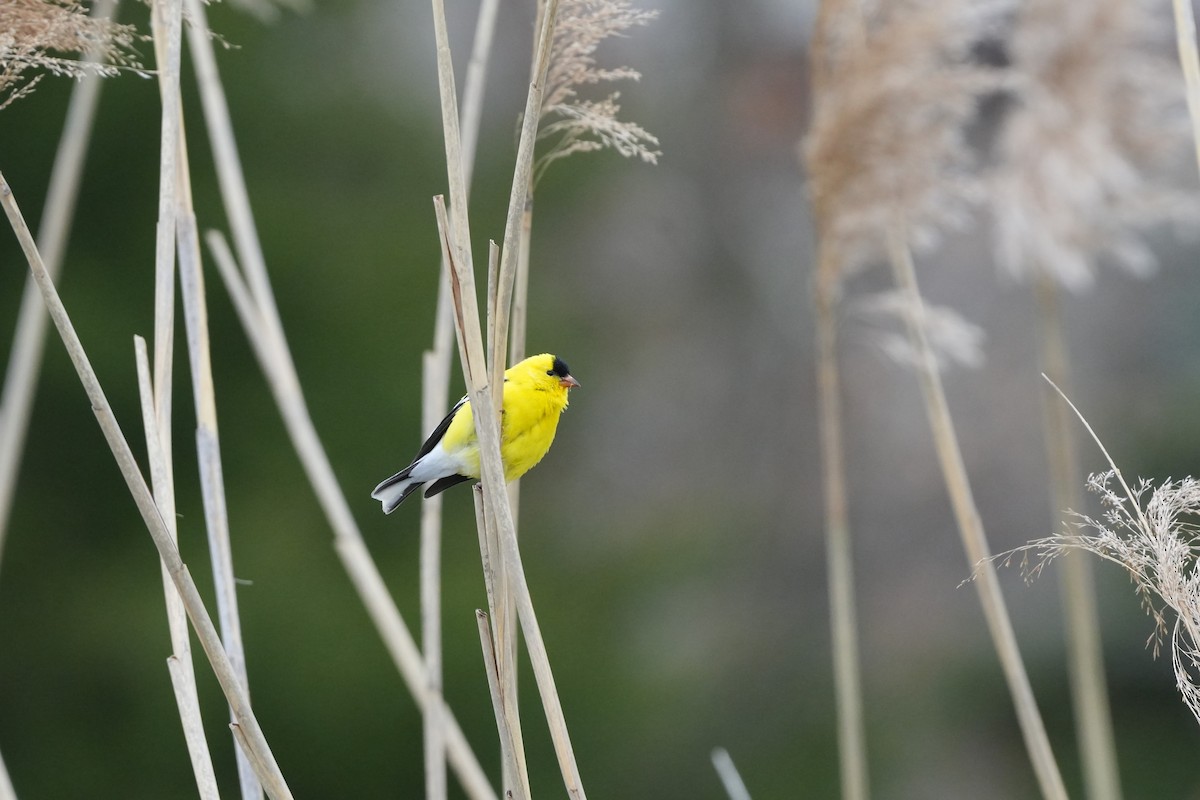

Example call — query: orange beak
[559,375,580,389]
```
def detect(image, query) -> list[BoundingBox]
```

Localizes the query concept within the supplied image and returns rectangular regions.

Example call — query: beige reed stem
[182,1,496,792]
[1034,276,1121,800]
[814,243,869,800]
[0,0,117,573]
[1,173,293,800]
[434,194,586,798]
[887,224,1067,800]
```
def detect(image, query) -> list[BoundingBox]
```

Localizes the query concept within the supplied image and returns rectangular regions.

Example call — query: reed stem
[814,244,869,800]
[887,224,1067,800]
[1033,275,1121,800]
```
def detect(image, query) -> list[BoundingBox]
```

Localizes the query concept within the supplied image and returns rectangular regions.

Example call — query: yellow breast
[500,379,566,481]
[436,379,568,482]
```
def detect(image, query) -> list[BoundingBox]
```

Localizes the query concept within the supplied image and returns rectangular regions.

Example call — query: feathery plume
[536,0,660,180]
[1022,471,1200,724]
[991,0,1197,290]
[804,0,1001,282]
[853,289,986,370]
[0,0,140,110]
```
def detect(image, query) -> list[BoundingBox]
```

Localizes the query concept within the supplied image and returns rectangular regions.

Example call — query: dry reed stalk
[990,2,1194,791]
[887,227,1066,800]
[420,336,450,800]
[180,167,261,800]
[486,0,561,730]
[433,194,586,798]
[0,0,116,573]
[135,337,220,800]
[1172,0,1200,174]
[420,371,448,800]
[182,2,497,793]
[473,476,522,797]
[174,95,262,800]
[1033,277,1120,800]
[205,233,498,800]
[490,0,560,402]
[471,481,531,797]
[149,0,180,471]
[497,0,659,724]
[480,241,529,795]
[476,610,530,800]
[152,2,259,791]
[146,4,230,793]
[812,242,868,800]
[711,747,752,800]
[431,0,592,790]
[807,2,1068,795]
[419,2,499,795]
[501,211,530,691]
[0,748,13,800]
[430,0,527,791]
[1,173,293,800]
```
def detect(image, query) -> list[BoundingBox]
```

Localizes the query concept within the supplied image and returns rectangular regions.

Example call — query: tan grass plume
[536,0,660,180]
[991,0,1197,289]
[804,0,1000,283]
[1025,470,1200,725]
[0,0,140,110]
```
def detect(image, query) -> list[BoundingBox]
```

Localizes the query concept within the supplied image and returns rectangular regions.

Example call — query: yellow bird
[372,353,580,514]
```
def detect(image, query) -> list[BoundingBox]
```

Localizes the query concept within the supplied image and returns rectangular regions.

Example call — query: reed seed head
[0,0,141,110]
[536,0,661,181]
[990,0,1197,289]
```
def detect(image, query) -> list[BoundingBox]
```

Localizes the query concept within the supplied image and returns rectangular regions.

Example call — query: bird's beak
[560,375,580,389]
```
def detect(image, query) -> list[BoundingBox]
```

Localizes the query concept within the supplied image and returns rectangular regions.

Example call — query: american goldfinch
[372,353,580,514]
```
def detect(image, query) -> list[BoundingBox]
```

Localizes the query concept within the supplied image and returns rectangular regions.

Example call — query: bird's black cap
[551,357,571,378]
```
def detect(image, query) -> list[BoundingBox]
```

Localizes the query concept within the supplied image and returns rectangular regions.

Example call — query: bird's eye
[546,369,555,376]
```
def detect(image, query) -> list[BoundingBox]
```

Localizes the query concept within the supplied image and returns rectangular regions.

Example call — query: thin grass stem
[490,0,560,404]
[430,0,581,792]
[435,194,586,798]
[165,30,262,793]
[0,0,116,573]
[476,610,531,800]
[420,354,448,800]
[1033,275,1122,800]
[500,102,536,745]
[431,0,477,303]
[711,747,752,800]
[185,1,500,792]
[887,224,1067,800]
[472,479,528,788]
[482,4,561,784]
[814,244,869,800]
[148,4,231,791]
[149,0,182,471]
[416,29,502,792]
[1171,0,1200,176]
[482,240,524,792]
[135,337,220,799]
[1,172,293,800]
[0,747,14,800]
[205,231,498,800]
[1041,378,1147,532]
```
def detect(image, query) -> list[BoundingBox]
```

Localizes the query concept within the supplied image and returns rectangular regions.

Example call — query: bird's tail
[371,467,423,514]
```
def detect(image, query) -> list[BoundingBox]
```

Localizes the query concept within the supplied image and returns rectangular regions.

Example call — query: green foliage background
[3,1,1200,798]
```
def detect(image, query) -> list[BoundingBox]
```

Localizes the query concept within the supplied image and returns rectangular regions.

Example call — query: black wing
[424,475,473,498]
[414,394,468,461]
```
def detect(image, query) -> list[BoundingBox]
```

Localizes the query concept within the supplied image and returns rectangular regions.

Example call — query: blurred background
[3,0,1200,797]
